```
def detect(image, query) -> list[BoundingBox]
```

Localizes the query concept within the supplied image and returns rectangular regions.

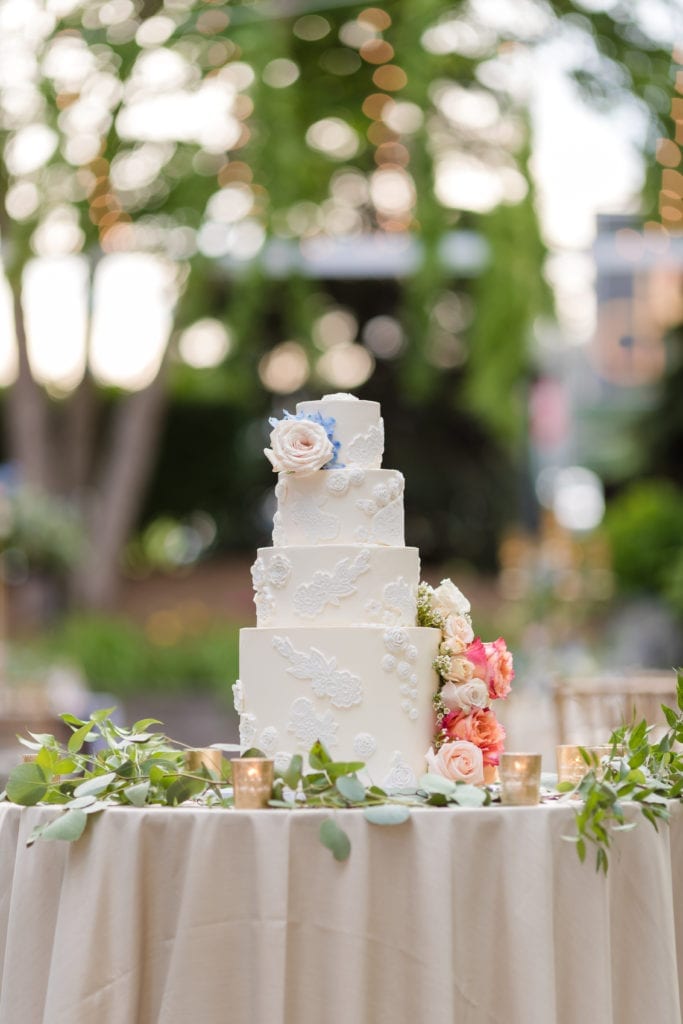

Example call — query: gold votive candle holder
[500,753,542,806]
[231,757,274,809]
[184,748,224,775]
[556,745,589,785]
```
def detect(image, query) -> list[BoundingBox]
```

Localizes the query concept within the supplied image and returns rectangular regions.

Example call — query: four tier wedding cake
[235,393,441,789]
[234,392,512,789]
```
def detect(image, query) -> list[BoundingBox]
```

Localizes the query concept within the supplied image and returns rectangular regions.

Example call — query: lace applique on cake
[272,511,285,545]
[254,586,275,625]
[251,558,266,588]
[273,634,363,707]
[325,473,349,495]
[239,712,257,749]
[266,553,291,588]
[364,577,417,626]
[287,697,339,750]
[355,474,404,546]
[292,549,371,618]
[290,498,340,543]
[353,733,377,760]
[349,467,366,486]
[382,630,419,720]
[274,478,288,502]
[259,726,279,754]
[347,420,384,467]
[232,679,244,714]
[274,751,292,773]
[382,752,418,792]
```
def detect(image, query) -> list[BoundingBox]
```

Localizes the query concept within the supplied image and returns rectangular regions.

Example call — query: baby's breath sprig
[417,582,444,630]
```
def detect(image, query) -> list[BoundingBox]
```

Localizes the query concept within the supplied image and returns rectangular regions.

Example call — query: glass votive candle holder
[231,757,274,809]
[556,745,589,785]
[184,748,224,775]
[500,753,542,806]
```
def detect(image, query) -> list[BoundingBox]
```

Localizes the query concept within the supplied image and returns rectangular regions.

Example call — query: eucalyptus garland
[1,671,681,871]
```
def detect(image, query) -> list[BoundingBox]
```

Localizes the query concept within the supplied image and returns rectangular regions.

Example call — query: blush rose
[425,740,484,785]
[264,419,333,475]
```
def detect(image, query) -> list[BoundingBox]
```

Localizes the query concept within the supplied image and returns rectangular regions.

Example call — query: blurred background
[0,0,681,763]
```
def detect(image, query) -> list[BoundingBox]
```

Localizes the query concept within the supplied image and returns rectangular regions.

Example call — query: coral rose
[425,740,484,785]
[483,638,514,700]
[264,418,333,475]
[443,707,506,767]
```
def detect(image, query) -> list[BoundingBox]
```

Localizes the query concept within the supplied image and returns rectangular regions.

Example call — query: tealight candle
[184,748,224,775]
[500,753,542,806]
[231,757,274,809]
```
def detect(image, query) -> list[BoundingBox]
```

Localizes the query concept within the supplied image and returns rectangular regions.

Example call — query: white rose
[264,418,333,475]
[441,679,490,713]
[432,579,471,619]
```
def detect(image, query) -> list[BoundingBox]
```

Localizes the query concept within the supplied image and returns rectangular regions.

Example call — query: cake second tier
[251,545,420,627]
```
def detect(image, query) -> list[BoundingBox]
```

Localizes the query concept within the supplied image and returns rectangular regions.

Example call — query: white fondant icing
[382,752,418,792]
[232,679,244,714]
[292,549,371,618]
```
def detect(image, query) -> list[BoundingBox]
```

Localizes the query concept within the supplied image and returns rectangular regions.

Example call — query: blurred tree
[0,0,677,615]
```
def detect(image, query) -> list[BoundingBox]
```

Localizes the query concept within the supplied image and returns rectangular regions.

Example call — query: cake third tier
[252,545,420,627]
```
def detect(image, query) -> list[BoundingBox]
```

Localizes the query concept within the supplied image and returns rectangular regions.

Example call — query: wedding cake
[235,393,513,789]
[235,393,442,789]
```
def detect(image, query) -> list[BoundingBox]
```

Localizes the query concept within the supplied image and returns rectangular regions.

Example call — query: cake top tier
[295,394,384,470]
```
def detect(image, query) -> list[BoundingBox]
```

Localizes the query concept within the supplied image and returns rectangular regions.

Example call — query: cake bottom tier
[236,625,441,789]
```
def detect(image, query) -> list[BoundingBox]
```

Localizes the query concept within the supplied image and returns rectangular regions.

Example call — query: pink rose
[443,707,506,767]
[264,418,333,475]
[464,637,488,680]
[483,638,514,700]
[426,740,484,785]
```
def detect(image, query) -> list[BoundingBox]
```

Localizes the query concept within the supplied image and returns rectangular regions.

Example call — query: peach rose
[426,740,484,785]
[442,613,474,653]
[441,679,490,713]
[444,652,474,684]
[443,707,506,767]
[483,638,514,700]
[264,418,333,475]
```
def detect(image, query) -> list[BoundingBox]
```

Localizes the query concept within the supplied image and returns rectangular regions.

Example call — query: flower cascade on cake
[417,579,513,786]
[264,410,342,474]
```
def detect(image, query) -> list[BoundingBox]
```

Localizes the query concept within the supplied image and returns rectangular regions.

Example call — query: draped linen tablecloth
[0,800,681,1024]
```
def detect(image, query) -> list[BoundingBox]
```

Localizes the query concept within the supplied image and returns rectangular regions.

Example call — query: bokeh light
[179,319,231,368]
[258,341,309,394]
[316,343,374,389]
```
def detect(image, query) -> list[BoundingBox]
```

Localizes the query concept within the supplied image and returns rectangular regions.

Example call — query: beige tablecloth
[0,801,681,1024]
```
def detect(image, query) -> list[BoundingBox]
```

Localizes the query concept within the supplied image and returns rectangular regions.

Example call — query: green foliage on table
[562,670,683,873]
[3,673,682,868]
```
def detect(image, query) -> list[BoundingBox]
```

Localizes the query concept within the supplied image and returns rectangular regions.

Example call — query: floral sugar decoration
[264,410,343,475]
[419,579,513,786]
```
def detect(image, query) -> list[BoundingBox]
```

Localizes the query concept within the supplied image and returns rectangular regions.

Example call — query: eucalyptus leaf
[124,782,150,807]
[335,775,366,804]
[326,761,365,781]
[74,773,117,798]
[66,795,98,810]
[319,818,351,862]
[308,741,332,770]
[419,773,456,797]
[6,763,48,806]
[283,754,303,790]
[363,805,411,826]
[165,777,205,806]
[67,722,97,754]
[29,809,88,844]
[132,718,163,733]
[451,785,487,808]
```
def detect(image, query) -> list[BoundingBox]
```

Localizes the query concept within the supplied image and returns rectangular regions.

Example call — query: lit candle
[231,757,274,809]
[184,748,224,775]
[556,745,588,785]
[500,753,542,806]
